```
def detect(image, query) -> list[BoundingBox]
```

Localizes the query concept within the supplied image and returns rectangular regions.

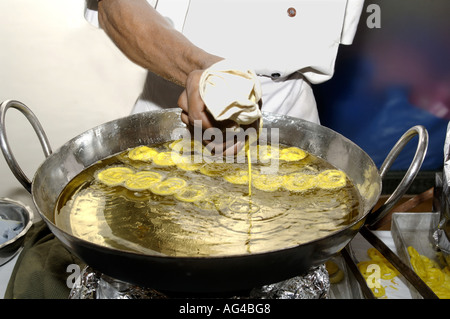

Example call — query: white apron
[85,0,364,123]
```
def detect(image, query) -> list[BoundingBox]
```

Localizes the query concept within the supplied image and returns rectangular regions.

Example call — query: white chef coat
[85,0,364,124]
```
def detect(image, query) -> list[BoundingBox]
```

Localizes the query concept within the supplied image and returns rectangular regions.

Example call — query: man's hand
[178,70,215,131]
[178,69,248,156]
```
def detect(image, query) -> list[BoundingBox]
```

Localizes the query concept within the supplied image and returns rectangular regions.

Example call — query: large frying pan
[0,100,428,293]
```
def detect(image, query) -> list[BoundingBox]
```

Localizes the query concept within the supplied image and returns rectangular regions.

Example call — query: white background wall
[0,0,146,218]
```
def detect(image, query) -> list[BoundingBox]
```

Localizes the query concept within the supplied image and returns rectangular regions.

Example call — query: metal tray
[348,231,414,298]
[328,253,364,299]
[0,198,34,266]
[391,212,441,299]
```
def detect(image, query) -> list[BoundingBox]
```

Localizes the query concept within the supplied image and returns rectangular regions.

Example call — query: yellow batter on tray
[357,248,400,298]
[408,246,450,299]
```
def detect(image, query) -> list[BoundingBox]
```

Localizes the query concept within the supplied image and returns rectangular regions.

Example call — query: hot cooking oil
[54,140,362,257]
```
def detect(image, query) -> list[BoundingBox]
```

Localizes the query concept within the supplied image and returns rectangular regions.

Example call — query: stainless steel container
[0,99,428,293]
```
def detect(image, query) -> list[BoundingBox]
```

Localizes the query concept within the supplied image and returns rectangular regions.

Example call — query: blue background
[315,0,450,171]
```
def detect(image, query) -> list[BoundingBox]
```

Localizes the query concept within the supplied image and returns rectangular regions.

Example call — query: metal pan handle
[0,100,52,193]
[366,125,428,227]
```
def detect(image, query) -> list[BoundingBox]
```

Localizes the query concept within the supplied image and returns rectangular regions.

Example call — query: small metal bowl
[0,198,34,266]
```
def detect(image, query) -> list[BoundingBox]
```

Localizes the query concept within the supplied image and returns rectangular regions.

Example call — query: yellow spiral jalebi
[279,147,308,162]
[128,146,159,162]
[150,177,187,195]
[252,173,284,192]
[408,246,450,299]
[153,151,181,166]
[96,166,134,187]
[325,260,345,284]
[283,173,317,192]
[366,248,399,280]
[175,155,202,171]
[357,248,399,298]
[370,286,386,298]
[316,169,347,190]
[174,184,208,202]
[123,171,163,191]
[223,169,250,185]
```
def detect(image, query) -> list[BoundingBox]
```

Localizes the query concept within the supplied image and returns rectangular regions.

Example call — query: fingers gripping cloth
[199,60,262,126]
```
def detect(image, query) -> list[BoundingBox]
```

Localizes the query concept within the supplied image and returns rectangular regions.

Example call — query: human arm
[97,0,223,129]
[97,0,259,154]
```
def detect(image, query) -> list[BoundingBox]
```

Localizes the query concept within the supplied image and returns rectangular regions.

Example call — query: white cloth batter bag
[199,60,262,126]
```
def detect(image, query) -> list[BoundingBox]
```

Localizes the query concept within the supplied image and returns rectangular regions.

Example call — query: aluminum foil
[432,226,450,255]
[68,267,168,299]
[249,265,330,299]
[69,265,330,299]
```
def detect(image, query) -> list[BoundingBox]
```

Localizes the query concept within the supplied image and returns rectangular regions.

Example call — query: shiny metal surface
[0,100,429,292]
[341,247,376,299]
[392,212,444,298]
[0,198,34,266]
[0,100,52,193]
[360,225,438,299]
[367,126,428,226]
